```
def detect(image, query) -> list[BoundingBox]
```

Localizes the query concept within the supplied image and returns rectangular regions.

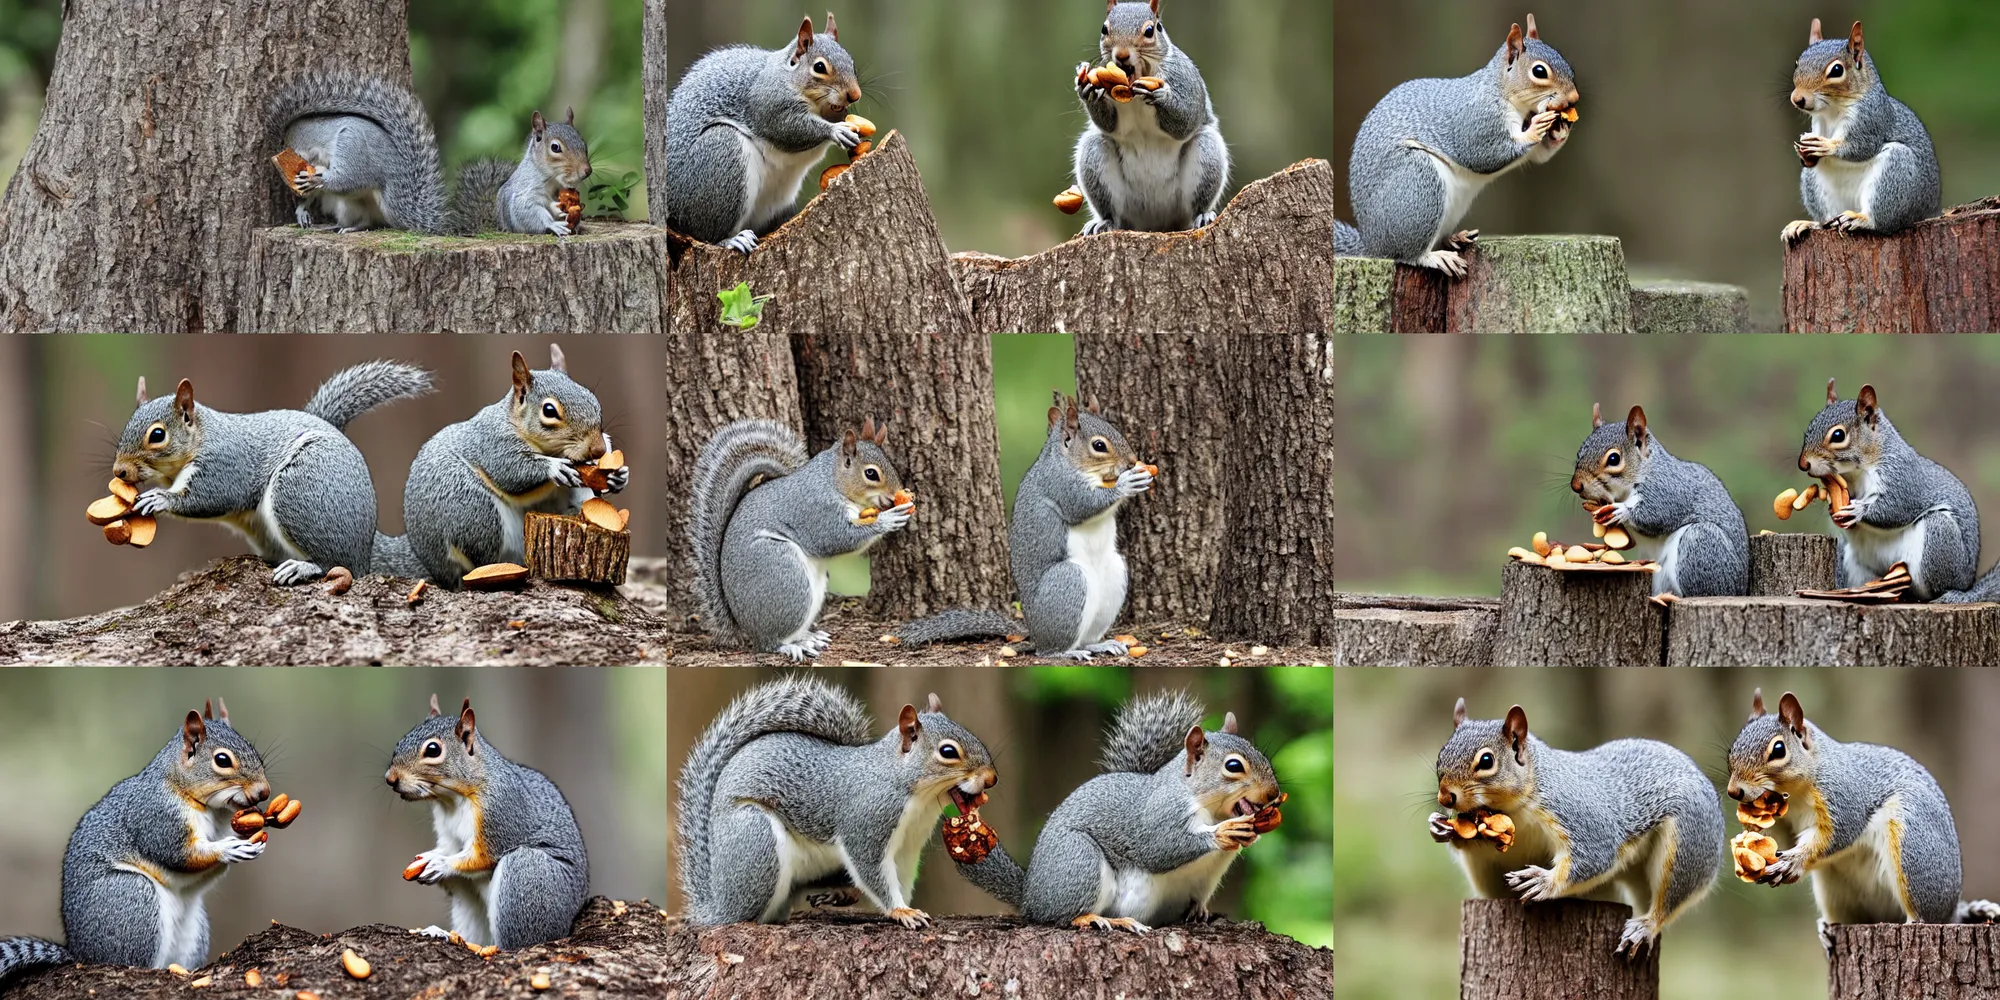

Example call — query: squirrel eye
[1225,756,1245,774]
[1605,450,1621,468]
[1828,62,1844,79]
[1091,437,1108,452]
[1144,24,1154,37]
[542,400,561,420]
[939,741,960,760]
[1102,23,1110,35]
[1533,62,1549,79]
[1829,427,1846,445]
[814,60,827,74]
[1478,751,1494,770]
[147,425,167,445]
[1770,739,1786,762]
[550,141,563,154]
[424,740,443,759]
[213,752,232,769]
[864,466,881,482]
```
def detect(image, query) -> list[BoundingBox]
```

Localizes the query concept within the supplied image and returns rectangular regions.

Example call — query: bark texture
[4,898,670,999]
[1333,256,1394,333]
[1210,333,1334,644]
[238,223,669,332]
[641,0,669,208]
[1748,532,1837,596]
[1390,236,1633,333]
[790,333,1013,617]
[1333,594,1501,667]
[665,132,976,336]
[1783,198,2000,333]
[0,1,412,332]
[1628,279,1753,333]
[1826,923,2000,1000]
[1459,900,1657,1000]
[952,160,1335,334]
[525,512,630,585]
[1075,332,1229,622]
[1496,561,1664,666]
[667,914,1331,1000]
[1662,597,2000,667]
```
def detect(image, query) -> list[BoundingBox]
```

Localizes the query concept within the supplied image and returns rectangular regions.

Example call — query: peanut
[1127,645,1149,658]
[104,519,134,545]
[1531,531,1551,557]
[1773,488,1799,520]
[265,793,289,819]
[1088,66,1130,88]
[86,495,132,525]
[819,162,849,192]
[1109,84,1135,102]
[532,972,553,990]
[244,970,263,987]
[109,477,139,504]
[403,856,427,881]
[341,949,370,979]
[273,798,302,828]
[845,114,877,137]
[1599,550,1626,564]
[1132,76,1165,91]
[581,497,625,532]
[1592,521,1607,539]
[324,566,353,595]
[232,810,265,836]
[462,562,530,589]
[853,140,873,157]
[1603,526,1631,550]
[1562,545,1594,563]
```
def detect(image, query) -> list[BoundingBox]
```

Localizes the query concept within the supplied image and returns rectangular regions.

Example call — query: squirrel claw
[1818,918,1837,957]
[1080,218,1117,237]
[1414,249,1468,278]
[1504,864,1560,901]
[272,560,326,587]
[888,906,931,929]
[1191,211,1218,230]
[1213,815,1259,850]
[1826,211,1871,233]
[721,230,759,254]
[1428,812,1457,843]
[219,837,266,864]
[1444,229,1480,252]
[1614,918,1658,959]
[829,122,862,151]
[1782,220,1818,245]
[546,220,573,237]
[133,489,172,517]
[774,642,820,662]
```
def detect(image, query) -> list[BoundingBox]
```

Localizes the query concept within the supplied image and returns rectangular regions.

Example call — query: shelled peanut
[820,114,878,191]
[1731,831,1780,881]
[88,478,159,548]
[1735,789,1787,829]
[1445,808,1515,852]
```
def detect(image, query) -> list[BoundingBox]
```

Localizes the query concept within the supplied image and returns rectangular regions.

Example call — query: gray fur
[452,113,591,236]
[269,71,446,234]
[369,532,427,580]
[0,936,70,981]
[1793,40,1940,234]
[1099,690,1203,774]
[688,421,810,645]
[891,608,1019,648]
[1072,3,1229,234]
[448,160,518,235]
[302,360,433,429]
[1334,220,1362,256]
[665,26,860,248]
[1573,417,1749,597]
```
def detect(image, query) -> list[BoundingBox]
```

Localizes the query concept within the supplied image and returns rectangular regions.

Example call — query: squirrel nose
[1437,788,1455,807]
[1792,92,1810,110]
[1798,454,1812,472]
[847,87,862,105]
[1726,778,1745,800]
[384,770,399,788]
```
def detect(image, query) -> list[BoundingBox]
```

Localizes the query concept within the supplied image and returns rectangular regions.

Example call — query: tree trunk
[524,511,629,586]
[1460,900,1657,1000]
[1826,923,2000,1000]
[0,1,413,332]
[1784,198,2000,333]
[1496,561,1664,666]
[1074,333,1228,623]
[1748,533,1836,596]
[1629,279,1752,334]
[1210,333,1334,645]
[951,160,1336,335]
[665,132,977,336]
[1662,597,2000,667]
[1389,236,1633,334]
[790,334,1012,618]
[1334,595,1501,667]
[236,223,669,332]
[657,330,802,630]
[640,0,669,208]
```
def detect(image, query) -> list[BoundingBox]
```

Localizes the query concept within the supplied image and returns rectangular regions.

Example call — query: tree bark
[1748,533,1836,596]
[1826,923,2000,1000]
[640,0,669,208]
[670,914,1331,1000]
[1334,256,1394,333]
[1629,279,1752,334]
[524,512,629,586]
[1389,236,1633,334]
[0,1,413,332]
[951,160,1336,335]
[1496,561,1664,666]
[237,223,669,332]
[1662,597,2000,667]
[1334,595,1501,667]
[1074,332,1229,623]
[1459,900,1657,1000]
[1783,198,2000,333]
[1210,333,1334,645]
[790,334,1012,618]
[665,132,977,336]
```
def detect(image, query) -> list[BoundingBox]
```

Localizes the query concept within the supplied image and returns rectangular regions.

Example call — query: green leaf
[717,281,776,330]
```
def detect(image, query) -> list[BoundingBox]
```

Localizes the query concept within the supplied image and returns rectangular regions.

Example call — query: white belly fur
[1807,110,1896,218]
[1100,849,1239,926]
[1095,101,1205,229]
[1622,521,1691,597]
[429,794,497,945]
[124,804,233,968]
[1065,506,1128,649]
[773,535,829,645]
[762,810,844,923]
[1810,794,1910,924]
[740,131,827,234]
[1844,517,1932,596]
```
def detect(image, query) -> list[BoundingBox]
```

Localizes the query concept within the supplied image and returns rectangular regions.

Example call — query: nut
[1736,789,1788,829]
[1127,645,1149,658]
[244,970,263,987]
[341,948,370,979]
[581,497,625,532]
[1773,488,1799,520]
[1054,187,1085,214]
[1599,550,1626,564]
[618,508,631,530]
[558,187,583,230]
[272,149,318,194]
[845,114,877,137]
[324,566,353,595]
[1603,526,1631,550]
[232,810,265,836]
[1109,84,1135,102]
[1531,531,1551,557]
[248,829,268,845]
[1088,65,1130,88]
[87,495,133,525]
[532,972,553,990]
[265,793,289,818]
[1546,549,1568,568]
[104,519,134,545]
[273,798,302,828]
[1132,76,1165,91]
[940,810,999,864]
[1249,791,1288,834]
[853,140,873,157]
[1592,521,1606,539]
[109,477,139,504]
[1795,484,1820,509]
[819,162,850,192]
[403,856,427,881]
[1562,545,1594,563]
[1475,810,1514,851]
[407,580,428,605]
[1826,473,1851,514]
[1731,831,1780,881]
[1507,547,1545,566]
[462,562,530,589]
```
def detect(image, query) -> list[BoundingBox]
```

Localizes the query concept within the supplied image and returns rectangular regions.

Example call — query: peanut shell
[581,497,625,532]
[109,478,139,504]
[462,563,530,589]
[87,495,132,525]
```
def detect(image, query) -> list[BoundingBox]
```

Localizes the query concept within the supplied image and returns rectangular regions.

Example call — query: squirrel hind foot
[1613,918,1658,960]
[1414,249,1469,278]
[1444,229,1480,251]
[1782,220,1818,245]
[271,560,327,586]
[887,907,932,929]
[1826,211,1872,233]
[721,230,759,254]
[1070,913,1150,934]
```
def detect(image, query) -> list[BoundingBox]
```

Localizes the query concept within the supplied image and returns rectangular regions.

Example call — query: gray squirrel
[112,360,433,585]
[386,695,589,950]
[1570,402,1749,598]
[664,13,863,253]
[1796,379,2000,601]
[675,676,999,928]
[895,393,1153,660]
[1335,15,1578,276]
[1072,0,1230,235]
[687,419,914,660]
[1433,698,1721,959]
[372,345,629,588]
[1727,689,1999,956]
[1781,19,1940,245]
[951,691,1280,933]
[269,70,592,235]
[0,701,272,981]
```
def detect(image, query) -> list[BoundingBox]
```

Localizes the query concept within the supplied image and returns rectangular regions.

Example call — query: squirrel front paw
[292,168,325,195]
[887,906,932,929]
[1757,847,1806,886]
[829,121,862,151]
[545,219,573,237]
[1782,220,1819,245]
[542,455,585,489]
[1428,812,1457,843]
[721,230,759,254]
[133,488,173,517]
[408,851,457,885]
[1114,464,1154,499]
[1796,133,1840,161]
[1517,109,1560,145]
[1414,249,1468,278]
[1212,815,1259,851]
[1615,917,1659,959]
[1503,864,1562,902]
[872,502,914,532]
[271,560,326,586]
[1081,218,1117,236]
[1136,80,1172,104]
[219,836,267,864]
[1830,495,1870,530]
[1075,62,1106,103]
[1825,210,1872,234]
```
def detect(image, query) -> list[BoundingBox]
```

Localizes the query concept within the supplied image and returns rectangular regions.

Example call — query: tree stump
[1334,595,1501,666]
[1663,597,2000,667]
[1334,256,1395,333]
[1390,235,1633,333]
[665,132,976,336]
[1629,279,1752,333]
[237,222,669,332]
[1783,197,2000,333]
[950,160,1336,334]
[1827,923,2000,1000]
[1497,561,1664,666]
[1460,900,1657,1000]
[524,512,629,586]
[1748,533,1837,596]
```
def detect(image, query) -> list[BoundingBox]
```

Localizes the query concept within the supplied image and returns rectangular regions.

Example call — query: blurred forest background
[665,0,1335,258]
[0,334,667,623]
[1334,335,2000,597]
[666,665,1332,946]
[0,668,667,957]
[1333,0,2000,327]
[0,0,650,216]
[1335,666,2000,1000]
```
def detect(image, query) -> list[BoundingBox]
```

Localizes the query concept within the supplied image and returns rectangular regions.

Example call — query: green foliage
[586,169,641,220]
[716,281,776,330]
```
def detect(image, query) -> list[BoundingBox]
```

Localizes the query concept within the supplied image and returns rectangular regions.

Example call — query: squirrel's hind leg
[59,869,162,967]
[699,807,791,925]
[491,848,587,950]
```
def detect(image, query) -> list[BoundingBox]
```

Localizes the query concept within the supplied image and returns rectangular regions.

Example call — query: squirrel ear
[826,11,837,41]
[1086,394,1102,415]
[203,699,214,721]
[840,428,859,458]
[510,351,531,406]
[135,375,149,406]
[532,110,546,134]
[1750,687,1767,720]
[898,704,920,754]
[1826,376,1838,406]
[1182,725,1207,776]
[1857,384,1879,426]
[456,699,476,754]
[174,379,196,423]
[1809,17,1823,44]
[428,693,442,718]
[214,696,229,721]
[1504,22,1525,65]
[927,692,943,714]
[1625,405,1648,447]
[1151,0,1161,15]
[1452,697,1468,729]
[859,416,876,443]
[1590,401,1602,429]
[795,17,815,60]
[873,419,888,446]
[1848,20,1864,56]
[1047,405,1062,430]
[1778,691,1810,747]
[1503,705,1529,765]
[565,105,575,126]
[1525,13,1539,40]
[549,342,568,373]
[183,710,205,759]
[1221,711,1238,734]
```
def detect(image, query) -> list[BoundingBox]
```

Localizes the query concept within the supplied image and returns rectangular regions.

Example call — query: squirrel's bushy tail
[371,531,426,578]
[1956,898,2000,924]
[1099,689,1205,774]
[1335,220,1362,256]
[893,608,1020,648]
[1938,561,2000,604]
[303,360,433,429]
[0,936,69,982]
[688,421,808,643]
[268,70,448,234]
[449,159,516,235]
[677,676,874,918]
